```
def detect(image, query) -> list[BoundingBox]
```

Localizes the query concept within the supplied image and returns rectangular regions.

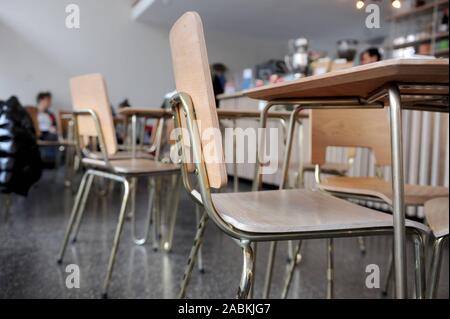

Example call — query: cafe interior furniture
[2,0,449,301]
[57,74,180,298]
[245,56,449,299]
[168,11,432,299]
[424,196,449,298]
[273,107,448,298]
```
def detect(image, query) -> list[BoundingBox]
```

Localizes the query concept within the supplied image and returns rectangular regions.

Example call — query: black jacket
[0,96,42,195]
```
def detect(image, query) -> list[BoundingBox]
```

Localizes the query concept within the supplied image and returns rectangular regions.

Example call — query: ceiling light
[356,0,365,9]
[392,0,402,9]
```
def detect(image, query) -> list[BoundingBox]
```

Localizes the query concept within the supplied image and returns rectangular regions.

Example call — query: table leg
[232,119,239,192]
[253,103,278,191]
[387,84,407,299]
[131,114,137,158]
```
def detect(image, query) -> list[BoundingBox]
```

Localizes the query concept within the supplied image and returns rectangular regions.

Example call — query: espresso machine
[284,37,309,78]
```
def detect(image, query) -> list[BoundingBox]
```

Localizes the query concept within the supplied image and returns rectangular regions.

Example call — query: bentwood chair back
[310,108,391,166]
[170,11,227,189]
[70,74,118,156]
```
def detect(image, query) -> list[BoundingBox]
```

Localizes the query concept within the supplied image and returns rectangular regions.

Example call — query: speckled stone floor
[0,168,448,299]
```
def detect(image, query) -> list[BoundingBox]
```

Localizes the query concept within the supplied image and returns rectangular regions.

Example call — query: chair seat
[425,197,449,238]
[303,162,350,175]
[211,189,427,234]
[81,157,178,175]
[88,151,154,160]
[319,176,449,206]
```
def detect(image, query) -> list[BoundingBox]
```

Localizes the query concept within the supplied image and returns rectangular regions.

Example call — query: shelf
[391,31,449,49]
[387,0,449,21]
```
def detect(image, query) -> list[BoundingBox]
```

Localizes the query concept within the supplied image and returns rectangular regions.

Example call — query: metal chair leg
[326,238,334,299]
[178,212,209,299]
[250,242,257,298]
[412,230,426,299]
[57,171,91,263]
[232,119,239,192]
[151,177,162,251]
[132,177,155,245]
[127,177,137,219]
[195,204,205,273]
[382,249,394,297]
[263,241,277,299]
[71,174,95,243]
[101,177,130,298]
[237,240,254,299]
[427,236,447,299]
[64,145,74,187]
[287,240,294,263]
[286,240,302,264]
[152,177,161,251]
[281,241,303,298]
[163,174,181,252]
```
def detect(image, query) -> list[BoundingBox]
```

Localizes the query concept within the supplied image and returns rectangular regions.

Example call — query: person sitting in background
[37,92,57,135]
[36,91,58,167]
[359,47,382,65]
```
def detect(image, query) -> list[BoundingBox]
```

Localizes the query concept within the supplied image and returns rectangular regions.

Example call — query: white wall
[0,0,285,110]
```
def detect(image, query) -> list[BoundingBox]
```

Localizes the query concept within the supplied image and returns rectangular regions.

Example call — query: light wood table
[245,58,449,299]
[218,108,308,119]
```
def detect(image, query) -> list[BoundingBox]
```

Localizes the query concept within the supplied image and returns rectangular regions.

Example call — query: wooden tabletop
[244,59,449,101]
[216,91,246,100]
[118,107,309,120]
[118,108,172,118]
[217,109,308,119]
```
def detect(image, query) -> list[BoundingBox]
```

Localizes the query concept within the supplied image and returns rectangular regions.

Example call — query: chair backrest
[169,12,227,189]
[310,108,391,166]
[24,106,41,138]
[70,74,118,156]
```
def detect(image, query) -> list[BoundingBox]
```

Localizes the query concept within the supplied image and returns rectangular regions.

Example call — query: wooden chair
[169,11,429,299]
[424,197,448,298]
[56,73,180,298]
[305,108,448,298]
[312,108,448,206]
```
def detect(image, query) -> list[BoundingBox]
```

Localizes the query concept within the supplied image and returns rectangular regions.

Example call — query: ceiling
[132,0,392,44]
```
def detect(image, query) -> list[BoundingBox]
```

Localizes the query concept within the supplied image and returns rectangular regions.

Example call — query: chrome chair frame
[259,84,448,299]
[253,99,380,298]
[126,115,180,248]
[427,235,448,298]
[170,92,427,299]
[57,109,180,298]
